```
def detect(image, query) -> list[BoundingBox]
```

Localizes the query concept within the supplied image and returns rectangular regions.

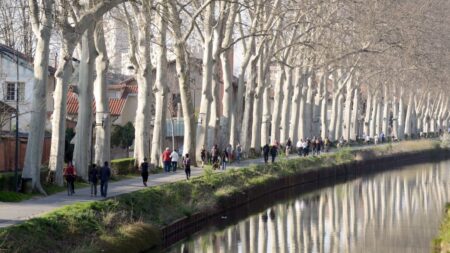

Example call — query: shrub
[0,172,16,191]
[111,158,136,175]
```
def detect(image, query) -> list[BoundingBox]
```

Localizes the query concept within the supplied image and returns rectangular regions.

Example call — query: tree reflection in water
[164,161,450,253]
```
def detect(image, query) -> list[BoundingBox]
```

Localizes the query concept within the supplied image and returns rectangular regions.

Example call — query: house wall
[114,95,137,126]
[0,55,55,133]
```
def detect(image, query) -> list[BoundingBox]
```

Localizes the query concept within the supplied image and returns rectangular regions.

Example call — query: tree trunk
[369,93,378,138]
[392,95,399,138]
[261,82,271,145]
[382,87,389,136]
[404,93,413,136]
[328,92,340,141]
[350,88,359,140]
[23,0,54,193]
[196,1,214,156]
[289,67,302,142]
[298,86,307,140]
[320,72,328,140]
[397,88,405,139]
[49,39,76,186]
[150,0,168,167]
[240,56,257,152]
[343,79,353,141]
[93,20,110,166]
[73,25,96,180]
[133,3,152,166]
[168,0,196,161]
[304,73,314,138]
[363,90,372,137]
[279,67,293,144]
[335,93,344,140]
[250,56,264,150]
[270,64,285,143]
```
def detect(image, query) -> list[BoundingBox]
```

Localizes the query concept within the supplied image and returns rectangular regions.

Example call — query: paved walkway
[0,144,381,228]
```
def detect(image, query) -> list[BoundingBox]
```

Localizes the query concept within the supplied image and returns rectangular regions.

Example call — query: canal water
[162,160,450,253]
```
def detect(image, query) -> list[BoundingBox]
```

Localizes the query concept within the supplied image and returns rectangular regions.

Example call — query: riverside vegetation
[0,140,444,253]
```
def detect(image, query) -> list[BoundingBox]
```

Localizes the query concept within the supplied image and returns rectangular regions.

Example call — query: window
[4,82,24,101]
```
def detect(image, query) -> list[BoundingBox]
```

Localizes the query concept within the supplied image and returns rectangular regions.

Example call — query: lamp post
[14,49,20,192]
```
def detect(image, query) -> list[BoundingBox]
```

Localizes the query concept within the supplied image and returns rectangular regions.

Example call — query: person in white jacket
[170,149,180,173]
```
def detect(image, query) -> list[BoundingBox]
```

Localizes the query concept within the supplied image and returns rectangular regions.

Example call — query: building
[0,43,55,133]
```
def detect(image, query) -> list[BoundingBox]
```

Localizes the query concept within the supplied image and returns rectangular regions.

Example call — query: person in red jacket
[63,161,77,196]
[162,147,172,172]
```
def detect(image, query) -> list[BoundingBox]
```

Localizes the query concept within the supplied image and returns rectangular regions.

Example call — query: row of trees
[14,0,450,192]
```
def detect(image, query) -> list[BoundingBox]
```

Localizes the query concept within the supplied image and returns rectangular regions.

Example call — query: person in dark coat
[100,161,111,198]
[262,144,270,163]
[270,145,278,163]
[88,164,98,197]
[140,158,149,187]
[183,154,191,180]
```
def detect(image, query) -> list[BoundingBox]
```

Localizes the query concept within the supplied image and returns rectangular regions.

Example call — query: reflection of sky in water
[164,160,450,253]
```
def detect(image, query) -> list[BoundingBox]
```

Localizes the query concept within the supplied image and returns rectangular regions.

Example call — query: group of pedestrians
[295,137,330,156]
[160,147,191,180]
[63,160,111,198]
[200,143,243,170]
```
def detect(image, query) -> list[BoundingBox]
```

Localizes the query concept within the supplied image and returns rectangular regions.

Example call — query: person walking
[140,158,149,187]
[226,144,233,163]
[88,164,98,197]
[183,153,191,180]
[200,146,206,168]
[270,144,278,163]
[286,138,292,156]
[100,161,111,198]
[211,145,219,163]
[63,161,77,196]
[262,143,270,163]
[221,149,229,170]
[236,143,242,163]
[324,137,331,152]
[296,139,302,156]
[162,147,172,172]
[170,149,179,173]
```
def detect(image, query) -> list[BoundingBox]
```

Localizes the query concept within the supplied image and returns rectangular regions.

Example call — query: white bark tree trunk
[93,20,110,166]
[382,86,389,136]
[397,88,405,139]
[168,0,196,161]
[196,1,214,155]
[240,56,257,152]
[150,0,168,167]
[304,73,315,139]
[270,64,285,143]
[404,93,414,137]
[363,90,372,137]
[73,25,96,180]
[343,78,353,141]
[219,2,237,147]
[335,93,344,140]
[320,72,329,140]
[350,88,359,140]
[298,84,307,140]
[23,0,54,193]
[251,56,264,150]
[289,68,302,142]
[369,93,378,138]
[279,67,293,144]
[131,2,152,166]
[392,94,399,138]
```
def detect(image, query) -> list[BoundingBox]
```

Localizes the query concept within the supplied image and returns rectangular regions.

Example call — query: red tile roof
[66,90,127,116]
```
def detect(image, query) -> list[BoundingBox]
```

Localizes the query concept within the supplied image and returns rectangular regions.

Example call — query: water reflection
[165,161,450,253]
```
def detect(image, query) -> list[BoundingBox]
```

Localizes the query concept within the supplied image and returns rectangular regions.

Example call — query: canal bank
[0,140,448,253]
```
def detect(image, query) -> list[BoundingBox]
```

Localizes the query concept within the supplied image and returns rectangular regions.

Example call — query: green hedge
[111,158,136,175]
[0,172,17,192]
